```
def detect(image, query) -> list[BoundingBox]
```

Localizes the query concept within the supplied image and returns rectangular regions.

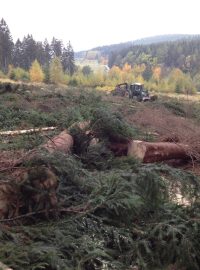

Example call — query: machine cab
[129,83,150,101]
[129,83,143,97]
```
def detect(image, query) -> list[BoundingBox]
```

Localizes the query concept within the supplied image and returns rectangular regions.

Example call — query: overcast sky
[1,0,200,51]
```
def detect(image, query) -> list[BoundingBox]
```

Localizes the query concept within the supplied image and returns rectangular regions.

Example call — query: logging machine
[112,82,157,102]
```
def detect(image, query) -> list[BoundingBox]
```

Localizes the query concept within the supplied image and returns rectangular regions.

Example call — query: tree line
[108,38,200,75]
[0,18,76,82]
[1,17,200,94]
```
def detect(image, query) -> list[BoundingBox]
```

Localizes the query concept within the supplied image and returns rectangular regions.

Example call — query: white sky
[1,0,200,51]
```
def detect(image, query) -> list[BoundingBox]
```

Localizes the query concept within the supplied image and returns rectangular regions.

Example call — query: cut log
[43,130,73,153]
[0,127,56,136]
[128,140,189,163]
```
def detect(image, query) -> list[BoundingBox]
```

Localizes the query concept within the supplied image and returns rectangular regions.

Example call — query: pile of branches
[0,155,200,270]
[0,107,200,270]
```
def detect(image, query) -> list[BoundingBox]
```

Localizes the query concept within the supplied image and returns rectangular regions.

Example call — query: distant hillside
[131,34,198,45]
[109,37,200,76]
[75,34,200,75]
[75,34,199,59]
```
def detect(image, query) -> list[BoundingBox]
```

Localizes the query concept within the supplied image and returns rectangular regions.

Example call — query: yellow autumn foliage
[122,63,132,73]
[29,60,45,83]
[152,66,162,82]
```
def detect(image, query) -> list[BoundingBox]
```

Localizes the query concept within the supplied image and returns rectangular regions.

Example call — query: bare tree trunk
[0,127,56,136]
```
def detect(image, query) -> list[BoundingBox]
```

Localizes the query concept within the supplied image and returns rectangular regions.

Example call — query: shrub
[9,67,30,82]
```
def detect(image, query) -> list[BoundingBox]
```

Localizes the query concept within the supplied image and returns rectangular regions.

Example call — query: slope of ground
[0,84,200,270]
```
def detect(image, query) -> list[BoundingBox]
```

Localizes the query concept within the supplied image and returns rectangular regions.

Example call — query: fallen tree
[0,124,192,166]
[128,140,190,163]
[0,127,56,136]
[68,114,192,163]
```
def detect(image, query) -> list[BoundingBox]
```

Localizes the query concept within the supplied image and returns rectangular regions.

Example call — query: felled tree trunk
[0,127,56,136]
[127,140,189,163]
[43,130,74,153]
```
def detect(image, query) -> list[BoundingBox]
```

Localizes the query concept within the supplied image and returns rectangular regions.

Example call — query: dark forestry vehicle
[112,82,157,101]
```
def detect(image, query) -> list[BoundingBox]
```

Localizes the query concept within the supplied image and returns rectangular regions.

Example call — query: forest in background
[1,18,200,94]
[0,18,76,83]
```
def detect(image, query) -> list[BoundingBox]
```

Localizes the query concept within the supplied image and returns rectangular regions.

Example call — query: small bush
[9,67,30,82]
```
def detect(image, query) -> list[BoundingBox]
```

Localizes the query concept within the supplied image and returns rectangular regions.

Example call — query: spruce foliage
[1,153,200,270]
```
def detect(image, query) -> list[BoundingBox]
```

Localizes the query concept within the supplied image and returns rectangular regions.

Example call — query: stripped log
[128,140,189,163]
[43,130,74,153]
[0,127,56,136]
